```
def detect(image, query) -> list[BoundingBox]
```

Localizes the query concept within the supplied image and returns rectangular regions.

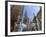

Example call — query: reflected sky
[24,5,40,21]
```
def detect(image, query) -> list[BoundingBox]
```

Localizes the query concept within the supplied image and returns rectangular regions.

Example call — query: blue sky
[23,5,40,21]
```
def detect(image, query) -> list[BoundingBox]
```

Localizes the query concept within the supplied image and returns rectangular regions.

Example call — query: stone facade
[10,5,24,32]
[31,6,42,31]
